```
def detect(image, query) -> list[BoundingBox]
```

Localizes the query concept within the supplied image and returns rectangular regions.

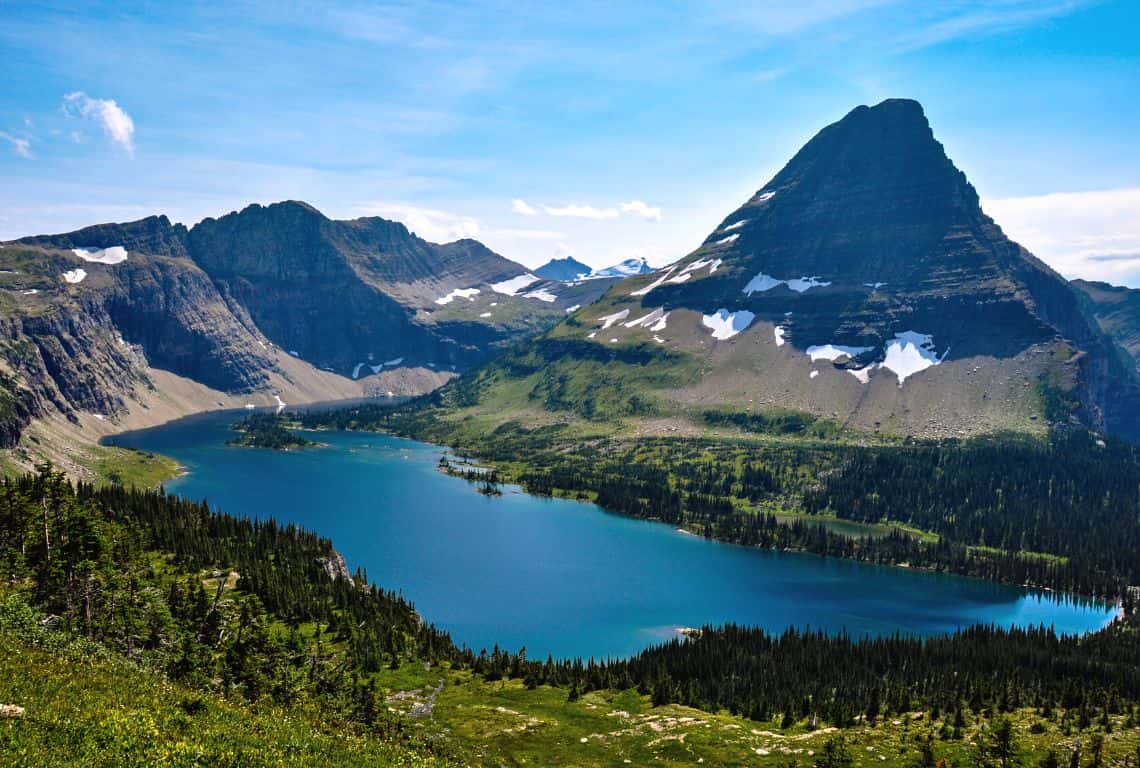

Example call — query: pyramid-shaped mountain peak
[731,98,977,228]
[569,100,1140,440]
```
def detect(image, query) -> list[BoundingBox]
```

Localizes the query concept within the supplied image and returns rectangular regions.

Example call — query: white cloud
[354,201,564,248]
[542,203,620,220]
[619,199,662,221]
[539,200,663,221]
[511,198,537,216]
[62,91,135,153]
[356,202,481,243]
[985,188,1140,287]
[0,132,32,159]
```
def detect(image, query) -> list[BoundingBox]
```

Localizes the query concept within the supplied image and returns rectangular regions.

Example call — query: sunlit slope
[426,100,1140,441]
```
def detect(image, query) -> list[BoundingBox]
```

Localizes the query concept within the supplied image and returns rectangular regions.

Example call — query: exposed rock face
[1073,279,1140,373]
[650,99,1075,359]
[0,202,610,445]
[536,256,592,282]
[467,99,1139,441]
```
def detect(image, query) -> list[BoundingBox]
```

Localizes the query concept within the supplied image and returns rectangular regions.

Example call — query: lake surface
[111,409,1116,659]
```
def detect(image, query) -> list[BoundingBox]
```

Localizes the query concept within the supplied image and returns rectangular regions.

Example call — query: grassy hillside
[2,462,1140,765]
[0,622,445,768]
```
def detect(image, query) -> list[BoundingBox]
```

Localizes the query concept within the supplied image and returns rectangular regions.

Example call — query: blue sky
[1,1,1138,284]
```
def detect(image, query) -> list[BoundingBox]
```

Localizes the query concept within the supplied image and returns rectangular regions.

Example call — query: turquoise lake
[111,409,1116,660]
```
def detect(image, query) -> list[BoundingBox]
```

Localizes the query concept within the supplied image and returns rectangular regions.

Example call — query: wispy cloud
[355,201,565,247]
[543,203,620,220]
[511,198,537,216]
[985,188,1140,286]
[0,131,32,159]
[62,91,135,153]
[891,1,1088,53]
[356,202,481,243]
[539,200,663,221]
[620,200,662,221]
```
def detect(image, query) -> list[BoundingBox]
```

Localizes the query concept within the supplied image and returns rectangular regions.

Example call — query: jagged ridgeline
[0,202,619,456]
[437,99,1140,442]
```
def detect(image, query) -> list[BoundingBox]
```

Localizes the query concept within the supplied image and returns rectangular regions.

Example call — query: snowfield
[879,331,946,385]
[598,309,631,329]
[743,272,831,295]
[490,274,541,295]
[806,331,946,386]
[62,268,88,284]
[522,287,558,303]
[805,344,872,362]
[435,287,480,305]
[624,307,668,330]
[72,246,128,264]
[631,267,676,297]
[702,309,755,340]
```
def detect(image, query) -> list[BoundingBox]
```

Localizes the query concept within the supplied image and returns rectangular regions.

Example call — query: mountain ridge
[0,201,616,474]
[421,99,1140,442]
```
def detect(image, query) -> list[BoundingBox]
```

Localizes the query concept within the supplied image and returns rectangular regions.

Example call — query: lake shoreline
[110,411,1119,660]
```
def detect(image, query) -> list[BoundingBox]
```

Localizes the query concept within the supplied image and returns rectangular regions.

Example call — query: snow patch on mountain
[523,287,558,302]
[702,309,755,340]
[806,344,872,363]
[632,267,677,297]
[435,287,480,305]
[72,246,127,264]
[598,309,630,329]
[879,331,947,385]
[491,274,540,295]
[743,273,831,295]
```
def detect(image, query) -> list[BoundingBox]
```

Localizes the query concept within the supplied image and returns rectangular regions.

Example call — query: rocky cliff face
[454,99,1140,441]
[186,201,611,374]
[0,202,610,447]
[0,230,279,445]
[1073,279,1140,373]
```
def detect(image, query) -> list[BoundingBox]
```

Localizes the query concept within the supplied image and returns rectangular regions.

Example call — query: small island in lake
[227,413,322,451]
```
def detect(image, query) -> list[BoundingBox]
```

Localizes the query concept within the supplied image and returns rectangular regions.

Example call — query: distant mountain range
[535,255,654,282]
[433,99,1140,442]
[0,201,617,469]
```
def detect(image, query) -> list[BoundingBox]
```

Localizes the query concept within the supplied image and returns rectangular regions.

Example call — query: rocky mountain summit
[447,99,1140,441]
[0,202,614,459]
[536,256,592,282]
